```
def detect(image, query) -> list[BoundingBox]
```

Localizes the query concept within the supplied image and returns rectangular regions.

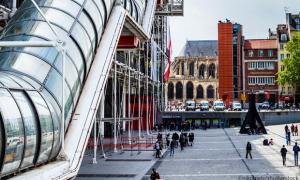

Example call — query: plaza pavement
[77,124,300,180]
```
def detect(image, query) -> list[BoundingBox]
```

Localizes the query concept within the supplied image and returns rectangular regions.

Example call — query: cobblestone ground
[78,124,300,180]
[143,125,300,180]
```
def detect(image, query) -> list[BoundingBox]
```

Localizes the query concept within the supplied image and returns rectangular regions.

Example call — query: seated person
[269,138,274,145]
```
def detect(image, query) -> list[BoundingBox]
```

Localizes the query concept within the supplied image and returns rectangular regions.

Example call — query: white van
[200,100,209,111]
[232,102,242,111]
[186,100,196,111]
[213,100,225,111]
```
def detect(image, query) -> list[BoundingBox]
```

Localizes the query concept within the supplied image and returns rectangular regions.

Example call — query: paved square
[78,124,300,180]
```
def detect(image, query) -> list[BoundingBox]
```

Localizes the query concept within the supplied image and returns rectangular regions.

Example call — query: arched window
[199,64,205,79]
[176,82,183,99]
[181,62,184,75]
[196,85,204,99]
[168,82,174,99]
[207,85,214,99]
[186,81,194,99]
[208,64,216,79]
[189,62,194,76]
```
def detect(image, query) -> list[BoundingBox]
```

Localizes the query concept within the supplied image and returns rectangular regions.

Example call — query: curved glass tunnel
[0,0,145,177]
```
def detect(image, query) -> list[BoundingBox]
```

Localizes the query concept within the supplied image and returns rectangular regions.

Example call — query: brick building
[218,20,243,105]
[244,39,278,103]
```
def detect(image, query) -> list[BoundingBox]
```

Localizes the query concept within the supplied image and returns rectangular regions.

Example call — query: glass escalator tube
[0,0,146,177]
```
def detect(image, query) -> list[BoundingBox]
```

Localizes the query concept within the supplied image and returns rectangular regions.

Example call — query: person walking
[179,134,184,151]
[188,132,194,146]
[172,132,179,148]
[291,124,295,136]
[280,145,288,166]
[293,142,300,166]
[295,125,298,136]
[287,130,291,146]
[154,141,161,158]
[150,168,160,180]
[285,124,289,134]
[166,133,170,147]
[170,139,175,157]
[246,142,252,159]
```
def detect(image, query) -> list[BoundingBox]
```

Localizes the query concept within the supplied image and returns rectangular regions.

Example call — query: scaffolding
[156,0,184,16]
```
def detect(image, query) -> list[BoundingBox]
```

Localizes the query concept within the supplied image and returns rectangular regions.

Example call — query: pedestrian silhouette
[280,145,287,166]
[293,142,300,166]
[246,142,252,159]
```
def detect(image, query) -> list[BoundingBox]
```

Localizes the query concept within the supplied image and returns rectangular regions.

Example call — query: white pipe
[146,42,149,135]
[92,116,97,163]
[0,41,57,47]
[11,0,17,15]
[138,46,141,139]
[114,58,117,152]
[128,52,131,145]
[61,47,66,155]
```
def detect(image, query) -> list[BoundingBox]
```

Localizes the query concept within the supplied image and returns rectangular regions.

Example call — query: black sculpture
[240,93,267,134]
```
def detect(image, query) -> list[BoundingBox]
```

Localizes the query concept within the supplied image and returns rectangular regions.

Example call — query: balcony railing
[156,0,184,16]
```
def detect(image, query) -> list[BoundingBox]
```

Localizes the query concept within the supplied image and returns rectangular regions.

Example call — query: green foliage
[278,32,300,85]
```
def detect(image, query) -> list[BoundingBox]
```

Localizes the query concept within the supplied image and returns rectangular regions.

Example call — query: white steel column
[152,82,155,128]
[128,52,131,144]
[113,56,118,152]
[146,42,150,135]
[92,116,97,164]
[138,47,141,139]
[123,79,126,131]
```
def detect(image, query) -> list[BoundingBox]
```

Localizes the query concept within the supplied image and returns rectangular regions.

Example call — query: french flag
[164,25,172,82]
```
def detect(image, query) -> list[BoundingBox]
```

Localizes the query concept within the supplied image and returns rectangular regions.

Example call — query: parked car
[213,100,225,111]
[199,100,209,111]
[232,102,242,111]
[260,101,270,110]
[186,100,196,111]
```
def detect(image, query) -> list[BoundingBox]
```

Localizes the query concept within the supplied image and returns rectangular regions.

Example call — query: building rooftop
[178,40,218,58]
[244,39,277,49]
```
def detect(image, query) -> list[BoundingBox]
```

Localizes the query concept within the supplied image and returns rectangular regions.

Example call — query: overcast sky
[169,0,300,58]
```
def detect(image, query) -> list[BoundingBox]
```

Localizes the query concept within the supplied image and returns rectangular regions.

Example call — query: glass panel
[12,91,38,168]
[0,89,24,174]
[27,91,54,164]
[54,54,81,117]
[84,1,102,35]
[78,12,97,50]
[7,72,42,90]
[45,69,73,126]
[0,73,21,89]
[0,35,59,66]
[71,23,93,69]
[10,53,51,83]
[42,7,74,31]
[94,0,106,23]
[50,0,81,17]
[40,93,61,160]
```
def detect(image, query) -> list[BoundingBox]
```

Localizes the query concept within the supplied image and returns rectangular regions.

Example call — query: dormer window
[281,34,287,41]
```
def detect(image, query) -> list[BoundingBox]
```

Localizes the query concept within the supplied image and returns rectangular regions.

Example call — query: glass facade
[0,0,145,177]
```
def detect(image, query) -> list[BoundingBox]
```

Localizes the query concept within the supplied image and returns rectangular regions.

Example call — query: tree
[277,32,300,104]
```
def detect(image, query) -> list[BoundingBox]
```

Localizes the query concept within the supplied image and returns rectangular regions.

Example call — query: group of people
[168,132,194,156]
[281,124,300,166]
[280,143,300,166]
[154,131,195,158]
[285,124,298,146]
